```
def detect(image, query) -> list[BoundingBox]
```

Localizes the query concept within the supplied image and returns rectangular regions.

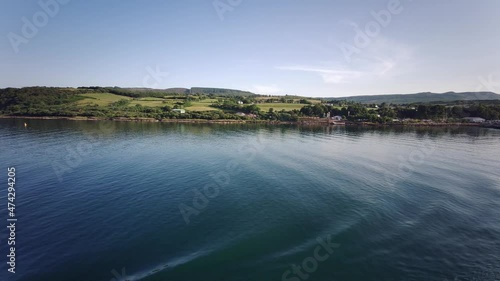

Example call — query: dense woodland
[1,87,500,123]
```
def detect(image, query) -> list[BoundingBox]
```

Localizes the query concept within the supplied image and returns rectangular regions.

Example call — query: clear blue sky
[1,0,499,97]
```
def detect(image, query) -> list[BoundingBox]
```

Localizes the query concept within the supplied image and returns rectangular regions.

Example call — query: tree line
[1,87,499,122]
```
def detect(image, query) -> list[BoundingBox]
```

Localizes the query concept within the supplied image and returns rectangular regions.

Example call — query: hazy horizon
[1,0,500,97]
[2,85,499,99]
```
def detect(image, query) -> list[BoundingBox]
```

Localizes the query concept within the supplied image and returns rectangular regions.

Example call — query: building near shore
[463,117,485,123]
[173,109,186,114]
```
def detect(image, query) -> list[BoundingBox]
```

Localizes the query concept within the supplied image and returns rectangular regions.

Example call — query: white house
[463,117,485,123]
[331,116,342,121]
[172,109,186,114]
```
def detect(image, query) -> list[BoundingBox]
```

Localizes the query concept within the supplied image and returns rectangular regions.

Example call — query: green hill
[327,92,500,104]
[190,87,256,97]
[78,87,256,97]
[120,87,190,95]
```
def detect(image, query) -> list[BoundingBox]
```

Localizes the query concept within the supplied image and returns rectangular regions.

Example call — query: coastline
[1,115,494,128]
[0,115,494,129]
[0,115,286,124]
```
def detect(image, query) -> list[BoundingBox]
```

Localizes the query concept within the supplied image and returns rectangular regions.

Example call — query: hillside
[190,87,256,96]
[327,92,500,104]
[72,87,257,98]
[2,87,500,121]
[78,87,256,97]
[120,87,190,95]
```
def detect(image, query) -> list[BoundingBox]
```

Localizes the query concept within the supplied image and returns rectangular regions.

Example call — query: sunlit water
[0,119,499,281]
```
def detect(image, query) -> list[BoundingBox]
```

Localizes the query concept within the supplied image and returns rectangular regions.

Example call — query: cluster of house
[170,107,492,124]
[235,112,257,118]
[389,117,488,123]
[392,117,486,123]
[325,112,343,121]
[462,117,486,123]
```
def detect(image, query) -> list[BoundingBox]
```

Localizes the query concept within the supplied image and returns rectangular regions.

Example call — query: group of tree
[2,87,500,123]
[211,99,260,114]
[298,102,500,122]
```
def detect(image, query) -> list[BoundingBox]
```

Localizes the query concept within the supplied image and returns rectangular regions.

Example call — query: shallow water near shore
[0,119,499,281]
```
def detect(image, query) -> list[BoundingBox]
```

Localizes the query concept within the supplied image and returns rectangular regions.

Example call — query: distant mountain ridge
[118,87,256,96]
[190,87,255,96]
[327,92,500,104]
[4,87,499,102]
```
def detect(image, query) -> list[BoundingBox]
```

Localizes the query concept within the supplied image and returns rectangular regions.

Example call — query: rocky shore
[1,115,497,128]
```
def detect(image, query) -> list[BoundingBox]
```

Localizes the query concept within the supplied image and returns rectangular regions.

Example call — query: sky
[1,0,499,97]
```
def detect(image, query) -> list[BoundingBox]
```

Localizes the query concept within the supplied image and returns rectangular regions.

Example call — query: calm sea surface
[0,119,499,281]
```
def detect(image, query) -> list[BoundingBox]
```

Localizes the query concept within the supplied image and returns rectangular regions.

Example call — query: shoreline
[0,115,289,124]
[0,115,493,128]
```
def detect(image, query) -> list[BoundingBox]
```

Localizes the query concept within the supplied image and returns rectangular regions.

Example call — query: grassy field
[187,101,306,112]
[135,97,165,101]
[77,93,180,107]
[257,103,305,111]
[77,94,306,112]
[130,100,169,107]
[77,93,132,106]
[186,99,221,111]
[255,97,320,103]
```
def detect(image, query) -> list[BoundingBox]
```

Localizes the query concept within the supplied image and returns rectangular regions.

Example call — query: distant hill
[190,87,256,97]
[117,87,190,95]
[78,87,256,97]
[327,92,500,104]
[109,87,256,96]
